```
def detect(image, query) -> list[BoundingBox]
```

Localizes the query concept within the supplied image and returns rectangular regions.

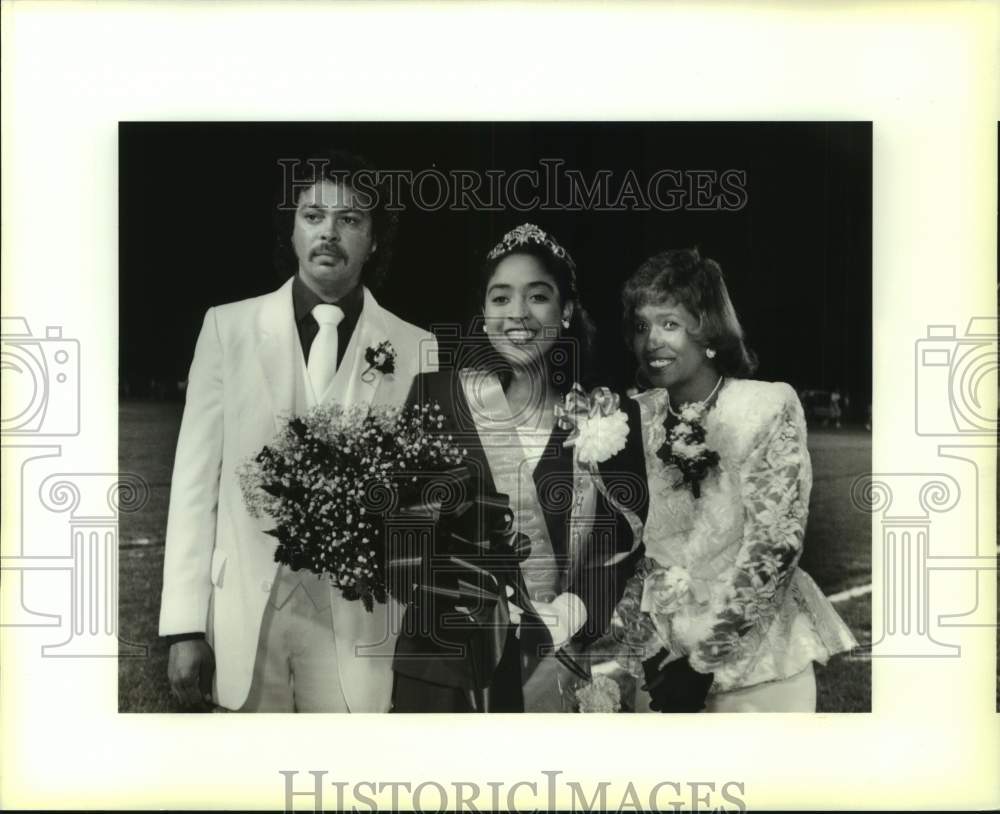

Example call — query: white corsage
[556,384,629,465]
[678,403,702,423]
[572,408,630,465]
[556,383,644,563]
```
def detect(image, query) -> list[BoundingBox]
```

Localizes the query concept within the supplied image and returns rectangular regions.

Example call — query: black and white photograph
[118,121,872,715]
[4,3,996,810]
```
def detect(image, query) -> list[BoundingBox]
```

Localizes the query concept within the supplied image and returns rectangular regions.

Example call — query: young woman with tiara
[612,248,857,712]
[391,224,648,712]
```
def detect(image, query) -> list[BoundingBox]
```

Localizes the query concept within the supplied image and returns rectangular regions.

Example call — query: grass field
[118,401,873,713]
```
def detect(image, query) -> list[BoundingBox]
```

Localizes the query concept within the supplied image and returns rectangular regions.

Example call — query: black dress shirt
[291,274,364,368]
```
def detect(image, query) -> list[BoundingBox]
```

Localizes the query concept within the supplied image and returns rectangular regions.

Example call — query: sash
[459,369,564,602]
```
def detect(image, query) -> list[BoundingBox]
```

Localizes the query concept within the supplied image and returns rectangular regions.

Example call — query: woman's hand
[507,588,588,650]
[641,648,713,712]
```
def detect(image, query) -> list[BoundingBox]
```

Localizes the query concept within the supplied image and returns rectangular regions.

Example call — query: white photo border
[1,1,997,810]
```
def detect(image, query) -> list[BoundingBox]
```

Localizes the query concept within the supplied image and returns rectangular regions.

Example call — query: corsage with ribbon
[555,383,644,561]
[550,384,648,710]
[556,384,630,465]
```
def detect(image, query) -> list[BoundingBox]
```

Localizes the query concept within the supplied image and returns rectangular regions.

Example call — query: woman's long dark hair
[461,237,600,394]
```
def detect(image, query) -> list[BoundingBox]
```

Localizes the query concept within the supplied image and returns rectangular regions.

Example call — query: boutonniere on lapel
[361,340,397,383]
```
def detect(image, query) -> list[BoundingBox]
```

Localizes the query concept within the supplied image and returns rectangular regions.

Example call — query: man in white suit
[159,150,437,712]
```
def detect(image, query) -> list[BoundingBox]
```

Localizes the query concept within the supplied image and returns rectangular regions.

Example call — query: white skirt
[705,664,816,713]
[634,663,816,713]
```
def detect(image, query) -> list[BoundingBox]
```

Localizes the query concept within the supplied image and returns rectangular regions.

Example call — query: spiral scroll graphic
[38,476,82,515]
[850,474,893,515]
[918,476,961,515]
[358,478,398,514]
[109,473,150,514]
[419,474,466,514]
[600,472,649,514]
[535,472,576,513]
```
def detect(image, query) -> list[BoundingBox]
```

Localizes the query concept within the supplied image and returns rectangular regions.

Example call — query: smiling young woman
[390,224,648,713]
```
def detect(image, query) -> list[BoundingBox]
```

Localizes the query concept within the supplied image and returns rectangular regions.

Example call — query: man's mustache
[312,244,348,262]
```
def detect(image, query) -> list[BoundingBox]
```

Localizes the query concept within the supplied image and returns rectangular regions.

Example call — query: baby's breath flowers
[574,674,622,713]
[238,401,465,611]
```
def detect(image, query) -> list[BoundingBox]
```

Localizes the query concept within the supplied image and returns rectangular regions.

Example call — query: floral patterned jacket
[617,379,856,693]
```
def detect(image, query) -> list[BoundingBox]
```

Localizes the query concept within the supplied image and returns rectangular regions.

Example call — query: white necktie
[307,303,345,401]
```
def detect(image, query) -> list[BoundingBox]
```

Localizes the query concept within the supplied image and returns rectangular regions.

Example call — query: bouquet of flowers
[238,401,466,611]
[558,637,640,713]
[573,674,622,713]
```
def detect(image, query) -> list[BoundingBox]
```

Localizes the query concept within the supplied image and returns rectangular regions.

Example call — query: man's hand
[167,639,216,709]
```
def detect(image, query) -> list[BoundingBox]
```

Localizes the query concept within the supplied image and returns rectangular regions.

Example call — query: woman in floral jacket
[614,248,856,712]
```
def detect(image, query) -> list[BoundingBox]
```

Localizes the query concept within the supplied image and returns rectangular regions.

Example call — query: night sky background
[119,122,871,411]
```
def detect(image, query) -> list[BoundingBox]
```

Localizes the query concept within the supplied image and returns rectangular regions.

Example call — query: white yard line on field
[828,583,872,604]
[827,545,999,605]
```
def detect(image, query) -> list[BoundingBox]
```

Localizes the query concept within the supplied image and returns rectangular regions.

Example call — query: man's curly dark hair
[272,147,398,291]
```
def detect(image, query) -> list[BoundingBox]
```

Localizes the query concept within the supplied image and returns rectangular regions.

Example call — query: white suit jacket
[158,278,437,711]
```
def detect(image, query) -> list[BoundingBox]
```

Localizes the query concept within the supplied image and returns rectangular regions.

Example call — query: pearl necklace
[665,376,725,419]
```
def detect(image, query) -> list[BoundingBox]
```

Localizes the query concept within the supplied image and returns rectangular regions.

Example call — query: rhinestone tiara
[486,223,577,273]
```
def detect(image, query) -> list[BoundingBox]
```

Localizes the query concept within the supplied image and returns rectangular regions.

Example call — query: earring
[561,318,570,329]
[481,323,488,333]
[705,348,717,359]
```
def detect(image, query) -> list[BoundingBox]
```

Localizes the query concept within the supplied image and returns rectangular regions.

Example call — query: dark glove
[641,648,714,713]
